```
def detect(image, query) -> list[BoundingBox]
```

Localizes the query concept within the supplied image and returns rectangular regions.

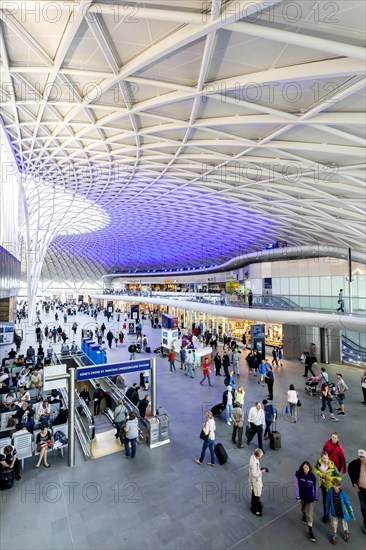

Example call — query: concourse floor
[1,310,365,550]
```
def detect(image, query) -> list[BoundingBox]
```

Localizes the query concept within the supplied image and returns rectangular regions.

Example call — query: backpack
[54,431,68,445]
[98,388,104,400]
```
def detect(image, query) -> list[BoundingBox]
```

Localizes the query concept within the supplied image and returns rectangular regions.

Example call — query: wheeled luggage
[270,421,281,450]
[211,403,225,416]
[0,468,15,490]
[214,442,228,465]
[145,346,151,353]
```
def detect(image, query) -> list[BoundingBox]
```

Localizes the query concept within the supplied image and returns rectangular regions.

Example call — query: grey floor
[1,311,365,550]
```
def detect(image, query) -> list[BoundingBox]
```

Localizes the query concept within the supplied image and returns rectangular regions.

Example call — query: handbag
[285,405,289,415]
[297,399,302,407]
[200,429,209,442]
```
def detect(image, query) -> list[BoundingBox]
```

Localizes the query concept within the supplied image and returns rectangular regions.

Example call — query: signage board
[43,364,67,391]
[251,324,265,338]
[77,359,152,381]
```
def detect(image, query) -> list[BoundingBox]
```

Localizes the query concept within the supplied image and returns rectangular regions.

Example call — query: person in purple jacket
[294,461,319,543]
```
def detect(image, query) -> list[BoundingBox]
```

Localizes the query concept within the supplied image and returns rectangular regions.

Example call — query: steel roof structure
[1,0,365,283]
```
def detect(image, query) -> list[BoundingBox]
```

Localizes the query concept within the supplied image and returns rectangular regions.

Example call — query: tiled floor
[1,310,365,549]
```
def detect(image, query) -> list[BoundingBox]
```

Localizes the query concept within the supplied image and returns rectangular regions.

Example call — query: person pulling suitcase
[195,411,216,467]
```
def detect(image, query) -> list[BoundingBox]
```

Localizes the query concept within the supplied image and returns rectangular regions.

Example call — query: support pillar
[348,247,353,314]
[150,357,157,415]
[68,368,76,467]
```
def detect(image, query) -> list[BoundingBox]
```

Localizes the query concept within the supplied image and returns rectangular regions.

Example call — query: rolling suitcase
[214,443,228,465]
[211,403,225,416]
[270,420,281,450]
[145,346,151,353]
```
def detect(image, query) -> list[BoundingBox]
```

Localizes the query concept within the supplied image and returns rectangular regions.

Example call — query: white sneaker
[227,421,231,425]
[320,413,325,419]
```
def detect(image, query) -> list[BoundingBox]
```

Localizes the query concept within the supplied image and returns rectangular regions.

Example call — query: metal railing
[101,290,365,316]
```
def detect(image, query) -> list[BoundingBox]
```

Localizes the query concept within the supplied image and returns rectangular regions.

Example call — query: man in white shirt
[247,402,265,452]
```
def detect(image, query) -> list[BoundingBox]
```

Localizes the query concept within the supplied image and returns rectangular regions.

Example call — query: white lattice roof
[1,0,365,281]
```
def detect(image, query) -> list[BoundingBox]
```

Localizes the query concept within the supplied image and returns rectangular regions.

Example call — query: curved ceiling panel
[1,0,365,281]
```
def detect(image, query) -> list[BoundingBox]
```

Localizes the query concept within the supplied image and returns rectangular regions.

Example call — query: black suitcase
[270,421,281,450]
[158,324,162,329]
[0,468,15,490]
[145,346,151,353]
[214,443,228,465]
[211,403,225,416]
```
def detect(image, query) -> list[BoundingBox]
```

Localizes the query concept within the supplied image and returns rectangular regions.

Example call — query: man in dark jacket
[93,383,104,416]
[128,343,137,360]
[222,352,230,378]
[138,394,150,418]
[106,330,114,349]
[126,383,140,406]
[265,366,274,400]
[348,449,366,534]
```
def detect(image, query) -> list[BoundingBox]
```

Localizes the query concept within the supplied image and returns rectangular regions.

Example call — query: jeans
[186,363,194,377]
[225,404,233,423]
[233,362,239,376]
[248,423,264,451]
[232,425,243,447]
[289,402,297,420]
[321,399,334,414]
[169,360,176,372]
[358,486,366,527]
[200,374,212,385]
[266,380,273,400]
[115,421,124,438]
[130,352,135,360]
[199,439,215,464]
[124,437,137,458]
[320,484,329,519]
[264,419,272,438]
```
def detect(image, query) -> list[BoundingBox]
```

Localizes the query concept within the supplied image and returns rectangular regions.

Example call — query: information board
[77,358,151,381]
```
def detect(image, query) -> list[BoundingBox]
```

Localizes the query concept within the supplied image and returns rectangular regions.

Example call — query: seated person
[35,425,52,468]
[49,389,62,404]
[2,389,16,411]
[17,368,30,387]
[7,348,17,361]
[31,369,42,389]
[15,402,35,433]
[0,380,9,395]
[0,444,21,480]
[6,373,16,389]
[38,399,51,426]
[16,386,30,407]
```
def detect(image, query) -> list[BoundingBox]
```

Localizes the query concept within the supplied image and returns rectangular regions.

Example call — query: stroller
[305,376,321,396]
[305,377,335,397]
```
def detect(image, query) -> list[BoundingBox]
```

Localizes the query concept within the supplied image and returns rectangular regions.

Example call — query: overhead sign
[76,358,152,381]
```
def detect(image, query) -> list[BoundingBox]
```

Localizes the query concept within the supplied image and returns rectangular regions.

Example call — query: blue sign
[251,324,265,338]
[77,359,152,381]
